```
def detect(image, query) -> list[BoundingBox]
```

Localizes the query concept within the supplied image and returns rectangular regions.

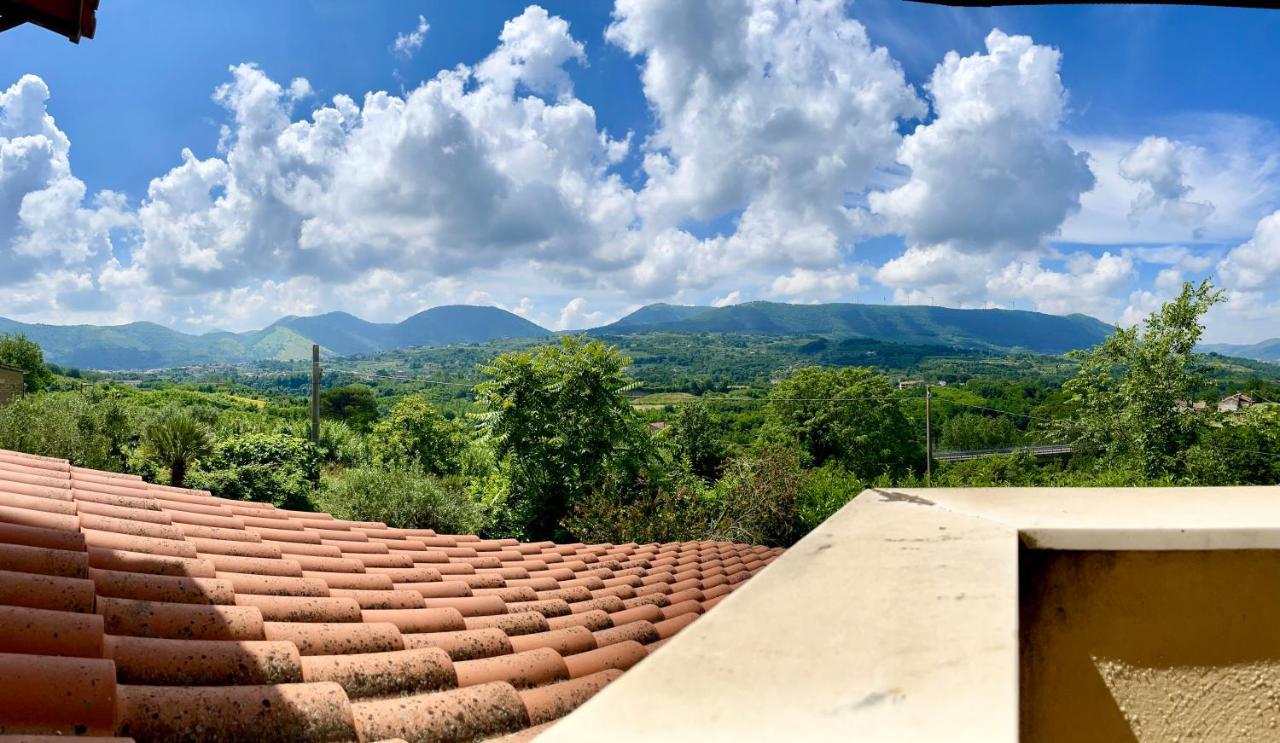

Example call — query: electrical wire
[326,367,475,388]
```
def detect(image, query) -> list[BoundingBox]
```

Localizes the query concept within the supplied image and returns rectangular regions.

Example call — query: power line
[932,398,1055,423]
[326,367,475,388]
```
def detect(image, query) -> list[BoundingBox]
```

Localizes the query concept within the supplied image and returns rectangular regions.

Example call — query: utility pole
[310,344,320,446]
[925,383,932,485]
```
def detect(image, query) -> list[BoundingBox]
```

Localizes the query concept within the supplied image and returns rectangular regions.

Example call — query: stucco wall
[1021,549,1280,742]
[0,368,22,406]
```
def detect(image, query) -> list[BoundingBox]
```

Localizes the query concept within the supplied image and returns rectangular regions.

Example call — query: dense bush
[766,366,920,479]
[565,469,714,545]
[477,337,647,539]
[938,412,1024,452]
[316,466,483,534]
[567,446,808,547]
[665,400,726,481]
[282,419,369,468]
[0,389,139,471]
[189,433,319,508]
[320,385,379,431]
[370,396,465,475]
[796,462,863,534]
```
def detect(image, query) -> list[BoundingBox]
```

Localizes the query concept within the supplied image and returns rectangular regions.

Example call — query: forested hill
[1201,338,1280,363]
[0,305,550,370]
[591,301,1115,355]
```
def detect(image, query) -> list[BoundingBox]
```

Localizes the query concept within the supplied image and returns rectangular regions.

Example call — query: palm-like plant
[145,410,213,488]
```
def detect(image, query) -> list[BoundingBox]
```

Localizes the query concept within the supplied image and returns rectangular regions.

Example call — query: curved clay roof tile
[299,647,456,699]
[0,519,86,551]
[360,607,466,634]
[105,635,304,685]
[454,647,569,689]
[234,594,364,623]
[114,681,358,742]
[508,625,598,657]
[262,620,405,656]
[561,639,648,679]
[402,628,513,661]
[518,668,623,726]
[0,652,116,735]
[0,604,104,658]
[463,611,550,637]
[327,588,426,610]
[546,609,612,633]
[0,568,95,613]
[86,547,214,579]
[96,596,266,641]
[473,586,539,603]
[0,540,89,578]
[351,681,527,743]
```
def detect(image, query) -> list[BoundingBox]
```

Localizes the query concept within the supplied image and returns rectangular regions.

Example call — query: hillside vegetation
[2,281,1279,549]
[0,305,551,369]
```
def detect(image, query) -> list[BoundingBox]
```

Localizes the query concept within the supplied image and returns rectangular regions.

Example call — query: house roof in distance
[0,448,780,740]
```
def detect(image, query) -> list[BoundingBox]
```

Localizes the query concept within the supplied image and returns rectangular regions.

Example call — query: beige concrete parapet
[543,486,1280,742]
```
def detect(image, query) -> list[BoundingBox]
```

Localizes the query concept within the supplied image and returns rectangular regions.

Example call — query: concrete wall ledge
[540,486,1280,742]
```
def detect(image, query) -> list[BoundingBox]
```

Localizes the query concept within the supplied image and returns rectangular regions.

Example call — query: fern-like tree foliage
[144,408,213,488]
[475,336,648,539]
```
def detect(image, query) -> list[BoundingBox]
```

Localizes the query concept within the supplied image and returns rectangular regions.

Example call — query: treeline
[1,280,1278,546]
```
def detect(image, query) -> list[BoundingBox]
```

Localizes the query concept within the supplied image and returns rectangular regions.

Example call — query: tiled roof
[0,448,781,741]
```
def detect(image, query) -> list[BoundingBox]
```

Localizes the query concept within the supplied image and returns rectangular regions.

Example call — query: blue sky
[2,1,1279,342]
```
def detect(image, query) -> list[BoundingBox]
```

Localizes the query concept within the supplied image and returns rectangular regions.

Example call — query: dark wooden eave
[0,0,98,43]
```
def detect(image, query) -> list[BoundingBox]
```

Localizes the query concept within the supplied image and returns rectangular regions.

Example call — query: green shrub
[282,419,370,468]
[370,397,465,475]
[142,408,213,488]
[564,469,715,545]
[0,389,138,471]
[704,445,806,546]
[797,462,863,533]
[316,466,484,534]
[0,333,54,392]
[189,433,319,508]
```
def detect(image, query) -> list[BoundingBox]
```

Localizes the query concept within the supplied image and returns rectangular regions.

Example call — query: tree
[766,366,920,479]
[320,385,379,430]
[0,388,137,471]
[370,396,465,476]
[0,334,54,392]
[188,433,319,508]
[143,409,213,488]
[475,336,645,539]
[1057,279,1224,477]
[939,412,1023,451]
[667,400,726,480]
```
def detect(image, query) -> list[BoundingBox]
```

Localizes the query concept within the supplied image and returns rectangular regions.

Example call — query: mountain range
[592,301,1115,355]
[1,301,1123,370]
[0,306,550,370]
[1201,338,1280,363]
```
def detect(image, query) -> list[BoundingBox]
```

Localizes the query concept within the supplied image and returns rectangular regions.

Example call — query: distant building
[649,421,667,432]
[1218,393,1256,413]
[1175,400,1209,412]
[0,365,25,406]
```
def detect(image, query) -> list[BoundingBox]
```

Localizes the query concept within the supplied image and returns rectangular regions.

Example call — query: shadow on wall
[1020,548,1280,743]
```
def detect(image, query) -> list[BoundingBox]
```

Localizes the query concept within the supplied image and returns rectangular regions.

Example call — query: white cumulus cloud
[392,15,430,59]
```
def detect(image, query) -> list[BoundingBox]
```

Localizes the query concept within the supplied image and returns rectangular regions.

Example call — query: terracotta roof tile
[0,448,778,740]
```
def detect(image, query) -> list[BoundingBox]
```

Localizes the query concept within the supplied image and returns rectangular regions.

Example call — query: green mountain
[1202,339,1280,363]
[0,306,550,370]
[592,301,1116,355]
[607,303,711,329]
